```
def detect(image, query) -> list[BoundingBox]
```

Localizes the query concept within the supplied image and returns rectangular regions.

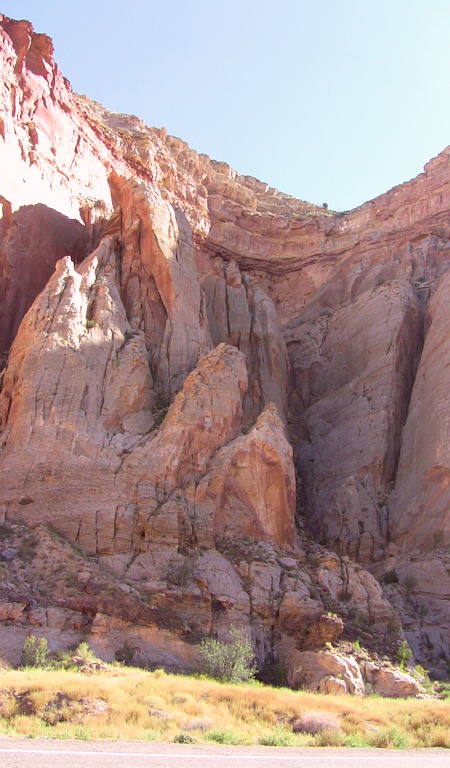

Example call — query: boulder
[285,649,364,695]
[362,661,422,698]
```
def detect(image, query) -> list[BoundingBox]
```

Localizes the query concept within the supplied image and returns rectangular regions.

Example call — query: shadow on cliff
[0,203,98,352]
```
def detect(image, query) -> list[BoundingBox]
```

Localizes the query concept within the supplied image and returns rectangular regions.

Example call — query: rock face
[201,257,289,421]
[361,661,422,698]
[288,280,423,563]
[285,649,365,695]
[110,174,212,397]
[0,204,91,351]
[0,14,449,687]
[390,270,450,552]
[0,15,116,220]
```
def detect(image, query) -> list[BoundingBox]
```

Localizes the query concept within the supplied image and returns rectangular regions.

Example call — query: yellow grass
[0,666,449,748]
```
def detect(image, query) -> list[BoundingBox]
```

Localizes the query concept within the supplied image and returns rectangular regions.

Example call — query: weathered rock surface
[0,13,449,688]
[390,270,450,552]
[0,194,355,674]
[377,551,450,672]
[201,258,289,420]
[110,174,212,397]
[361,661,422,698]
[0,15,117,220]
[288,280,422,562]
[0,204,91,351]
[196,404,295,548]
[283,646,424,698]
[284,648,365,695]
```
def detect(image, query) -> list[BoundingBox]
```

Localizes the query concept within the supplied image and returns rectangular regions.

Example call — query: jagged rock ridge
[0,15,449,689]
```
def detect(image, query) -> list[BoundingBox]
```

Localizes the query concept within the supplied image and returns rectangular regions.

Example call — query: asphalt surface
[1,740,450,768]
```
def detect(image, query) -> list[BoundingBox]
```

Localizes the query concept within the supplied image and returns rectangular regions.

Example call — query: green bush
[199,625,257,683]
[20,635,49,668]
[411,664,436,694]
[174,732,196,744]
[74,641,96,661]
[259,729,297,747]
[205,727,241,745]
[397,640,412,670]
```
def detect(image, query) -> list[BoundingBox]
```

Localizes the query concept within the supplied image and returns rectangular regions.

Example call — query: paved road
[1,740,450,768]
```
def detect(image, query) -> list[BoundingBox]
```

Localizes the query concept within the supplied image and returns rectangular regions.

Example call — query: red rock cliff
[0,15,449,684]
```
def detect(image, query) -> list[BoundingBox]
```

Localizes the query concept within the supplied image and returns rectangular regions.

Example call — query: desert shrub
[17,532,38,561]
[382,569,399,584]
[166,555,194,587]
[115,644,147,670]
[314,728,346,747]
[259,728,298,747]
[439,682,450,700]
[426,726,450,748]
[292,710,341,735]
[410,664,436,695]
[199,626,257,683]
[74,642,96,662]
[20,635,49,668]
[345,733,372,748]
[183,717,213,732]
[205,727,241,745]
[174,732,196,744]
[397,640,412,670]
[369,726,410,749]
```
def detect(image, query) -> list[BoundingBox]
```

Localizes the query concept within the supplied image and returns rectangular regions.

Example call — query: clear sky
[2,0,450,211]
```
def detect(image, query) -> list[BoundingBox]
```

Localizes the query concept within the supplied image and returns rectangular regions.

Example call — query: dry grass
[0,665,449,748]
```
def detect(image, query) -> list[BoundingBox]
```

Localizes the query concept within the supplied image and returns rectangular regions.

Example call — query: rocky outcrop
[284,648,365,695]
[0,204,91,351]
[377,551,450,672]
[361,661,422,698]
[390,270,450,553]
[109,174,212,397]
[288,280,423,562]
[196,404,295,547]
[0,15,117,220]
[201,258,289,421]
[0,13,450,687]
[0,187,326,672]
[283,646,424,698]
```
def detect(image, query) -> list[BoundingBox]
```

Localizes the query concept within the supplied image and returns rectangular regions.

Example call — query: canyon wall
[0,15,449,685]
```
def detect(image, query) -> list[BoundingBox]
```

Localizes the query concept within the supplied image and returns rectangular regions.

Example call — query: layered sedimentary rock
[108,174,212,397]
[201,258,289,421]
[0,15,117,219]
[1,14,450,683]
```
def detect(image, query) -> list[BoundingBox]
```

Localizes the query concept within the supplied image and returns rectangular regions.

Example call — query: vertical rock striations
[1,13,450,679]
[287,280,423,562]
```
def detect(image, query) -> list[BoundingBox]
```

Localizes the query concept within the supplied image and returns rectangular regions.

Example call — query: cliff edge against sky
[0,15,449,694]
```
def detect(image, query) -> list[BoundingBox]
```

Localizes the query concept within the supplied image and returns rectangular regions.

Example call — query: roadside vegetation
[0,645,449,748]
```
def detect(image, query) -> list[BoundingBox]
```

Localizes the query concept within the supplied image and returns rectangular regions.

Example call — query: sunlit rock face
[1,13,450,683]
[0,15,116,219]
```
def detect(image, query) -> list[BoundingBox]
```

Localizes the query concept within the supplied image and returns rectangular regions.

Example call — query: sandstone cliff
[0,15,449,688]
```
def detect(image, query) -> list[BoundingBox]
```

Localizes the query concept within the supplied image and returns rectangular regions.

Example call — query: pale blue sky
[2,1,450,211]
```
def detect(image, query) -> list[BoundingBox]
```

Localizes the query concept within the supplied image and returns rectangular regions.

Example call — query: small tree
[21,635,49,668]
[397,640,412,671]
[199,625,257,683]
